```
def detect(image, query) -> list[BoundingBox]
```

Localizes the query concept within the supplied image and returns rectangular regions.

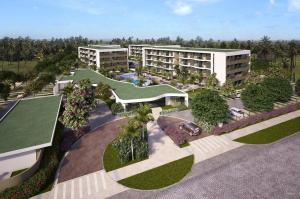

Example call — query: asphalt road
[110,133,300,199]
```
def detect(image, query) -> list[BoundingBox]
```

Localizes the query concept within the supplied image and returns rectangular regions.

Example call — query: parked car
[179,122,201,136]
[230,107,244,118]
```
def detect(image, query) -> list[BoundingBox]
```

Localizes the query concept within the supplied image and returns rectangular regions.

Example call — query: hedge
[0,122,63,199]
[212,102,300,135]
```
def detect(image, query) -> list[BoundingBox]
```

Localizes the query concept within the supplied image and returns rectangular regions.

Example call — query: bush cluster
[296,79,300,96]
[0,122,63,199]
[111,103,124,115]
[212,102,300,135]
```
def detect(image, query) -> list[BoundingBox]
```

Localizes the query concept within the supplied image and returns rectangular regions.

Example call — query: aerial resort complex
[1,1,300,198]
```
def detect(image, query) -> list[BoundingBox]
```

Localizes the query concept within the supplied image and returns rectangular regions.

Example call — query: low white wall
[0,150,36,179]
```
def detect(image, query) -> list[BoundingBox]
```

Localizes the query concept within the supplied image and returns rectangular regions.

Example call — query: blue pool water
[119,73,151,87]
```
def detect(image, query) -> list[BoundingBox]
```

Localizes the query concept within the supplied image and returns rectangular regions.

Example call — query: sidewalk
[107,121,193,181]
[224,109,300,140]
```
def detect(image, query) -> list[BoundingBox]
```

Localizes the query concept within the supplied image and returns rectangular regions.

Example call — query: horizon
[1,0,300,40]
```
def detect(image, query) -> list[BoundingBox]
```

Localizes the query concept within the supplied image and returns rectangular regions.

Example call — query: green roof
[60,70,185,100]
[148,46,242,53]
[80,45,125,50]
[0,96,61,155]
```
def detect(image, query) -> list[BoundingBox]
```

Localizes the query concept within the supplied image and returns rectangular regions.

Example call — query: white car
[230,107,244,118]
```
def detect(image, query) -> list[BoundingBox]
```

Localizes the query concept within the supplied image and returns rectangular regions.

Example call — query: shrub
[261,77,292,102]
[111,103,124,115]
[164,127,187,146]
[296,79,300,96]
[170,80,177,87]
[0,123,63,199]
[90,65,97,71]
[241,84,274,112]
[191,89,228,125]
[212,102,300,135]
[0,82,11,101]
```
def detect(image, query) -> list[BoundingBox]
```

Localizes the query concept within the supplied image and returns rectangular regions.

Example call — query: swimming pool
[119,73,151,87]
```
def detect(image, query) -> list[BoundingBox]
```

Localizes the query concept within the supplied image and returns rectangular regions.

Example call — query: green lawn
[235,117,300,144]
[118,155,194,190]
[61,69,186,100]
[103,143,148,172]
[0,96,62,154]
[0,60,38,73]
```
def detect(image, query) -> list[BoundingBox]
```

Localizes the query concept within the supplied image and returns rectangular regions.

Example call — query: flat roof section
[0,96,62,157]
[60,69,186,101]
[146,46,244,53]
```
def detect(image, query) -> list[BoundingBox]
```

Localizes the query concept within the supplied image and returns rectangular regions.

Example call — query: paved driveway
[110,132,300,199]
[57,118,128,183]
[165,110,194,122]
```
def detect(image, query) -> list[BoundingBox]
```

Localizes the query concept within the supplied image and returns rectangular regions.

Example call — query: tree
[135,65,143,77]
[95,82,112,101]
[205,73,219,90]
[112,118,148,163]
[241,84,274,112]
[191,89,229,126]
[261,77,292,102]
[60,79,95,136]
[220,80,235,97]
[111,103,124,115]
[62,82,74,97]
[0,82,11,101]
[288,41,297,82]
[134,104,154,140]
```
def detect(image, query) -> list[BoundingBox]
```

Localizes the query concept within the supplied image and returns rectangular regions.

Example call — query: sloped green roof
[60,69,185,100]
[0,96,61,155]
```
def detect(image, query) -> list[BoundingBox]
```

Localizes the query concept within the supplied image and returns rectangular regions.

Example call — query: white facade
[142,46,251,85]
[78,45,128,69]
[0,150,36,180]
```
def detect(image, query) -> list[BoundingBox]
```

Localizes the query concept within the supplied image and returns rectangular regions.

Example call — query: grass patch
[103,143,148,172]
[235,117,300,144]
[161,105,175,110]
[10,168,27,177]
[118,155,194,190]
[0,60,38,73]
[179,142,190,148]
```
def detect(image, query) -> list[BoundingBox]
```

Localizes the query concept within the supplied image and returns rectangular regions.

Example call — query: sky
[1,0,300,40]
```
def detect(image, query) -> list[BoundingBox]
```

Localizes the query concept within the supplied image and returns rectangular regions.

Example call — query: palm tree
[134,104,154,140]
[288,41,297,82]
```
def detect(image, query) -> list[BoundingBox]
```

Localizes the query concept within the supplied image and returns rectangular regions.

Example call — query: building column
[165,96,171,106]
[184,96,189,107]
[122,103,127,112]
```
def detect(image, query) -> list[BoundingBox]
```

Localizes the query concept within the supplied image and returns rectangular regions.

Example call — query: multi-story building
[128,44,181,61]
[128,44,152,60]
[78,45,128,70]
[142,46,251,85]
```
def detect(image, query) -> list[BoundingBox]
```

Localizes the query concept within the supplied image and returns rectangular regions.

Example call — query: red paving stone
[57,118,128,183]
[157,116,210,142]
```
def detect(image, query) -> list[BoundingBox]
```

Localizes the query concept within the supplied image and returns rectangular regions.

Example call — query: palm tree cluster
[0,36,92,72]
[112,104,153,163]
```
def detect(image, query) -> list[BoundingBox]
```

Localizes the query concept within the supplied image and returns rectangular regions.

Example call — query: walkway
[107,121,193,181]
[49,170,127,199]
[110,132,300,199]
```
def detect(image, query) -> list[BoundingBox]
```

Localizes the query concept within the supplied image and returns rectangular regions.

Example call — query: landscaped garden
[235,117,300,144]
[118,155,194,190]
[103,104,153,172]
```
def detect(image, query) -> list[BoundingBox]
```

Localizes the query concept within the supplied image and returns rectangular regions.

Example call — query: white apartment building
[128,44,181,61]
[142,46,251,85]
[78,45,128,69]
